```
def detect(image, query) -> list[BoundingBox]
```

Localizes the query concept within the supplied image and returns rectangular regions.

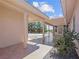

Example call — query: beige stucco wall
[69,0,79,56]
[69,0,79,33]
[0,4,26,48]
[74,0,79,33]
[69,0,79,32]
[74,0,79,56]
[69,16,74,31]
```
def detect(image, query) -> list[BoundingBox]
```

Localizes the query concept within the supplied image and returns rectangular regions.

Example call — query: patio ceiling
[0,0,66,26]
[0,0,48,20]
[61,0,77,24]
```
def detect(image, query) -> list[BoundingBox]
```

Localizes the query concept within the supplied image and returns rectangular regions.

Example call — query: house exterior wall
[0,4,26,48]
[69,16,74,31]
[69,0,79,56]
[69,0,79,33]
[74,1,79,33]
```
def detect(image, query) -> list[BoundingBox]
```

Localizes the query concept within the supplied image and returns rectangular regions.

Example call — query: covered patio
[0,0,79,59]
[0,0,65,59]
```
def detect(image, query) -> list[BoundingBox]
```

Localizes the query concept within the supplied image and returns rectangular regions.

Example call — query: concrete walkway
[0,33,53,59]
[0,42,52,59]
[24,41,52,59]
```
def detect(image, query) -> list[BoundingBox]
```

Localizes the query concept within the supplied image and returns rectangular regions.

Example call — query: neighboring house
[61,0,79,56]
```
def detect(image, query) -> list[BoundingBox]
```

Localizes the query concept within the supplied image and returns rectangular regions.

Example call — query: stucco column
[24,12,28,48]
[42,23,45,44]
[53,26,55,46]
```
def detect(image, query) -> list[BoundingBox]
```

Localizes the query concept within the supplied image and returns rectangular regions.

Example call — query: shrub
[55,30,79,56]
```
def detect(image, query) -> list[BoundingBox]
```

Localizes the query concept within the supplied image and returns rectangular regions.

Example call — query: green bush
[28,22,43,33]
[55,29,79,56]
[45,30,53,33]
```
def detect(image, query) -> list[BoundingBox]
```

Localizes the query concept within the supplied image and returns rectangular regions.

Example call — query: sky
[26,0,63,19]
